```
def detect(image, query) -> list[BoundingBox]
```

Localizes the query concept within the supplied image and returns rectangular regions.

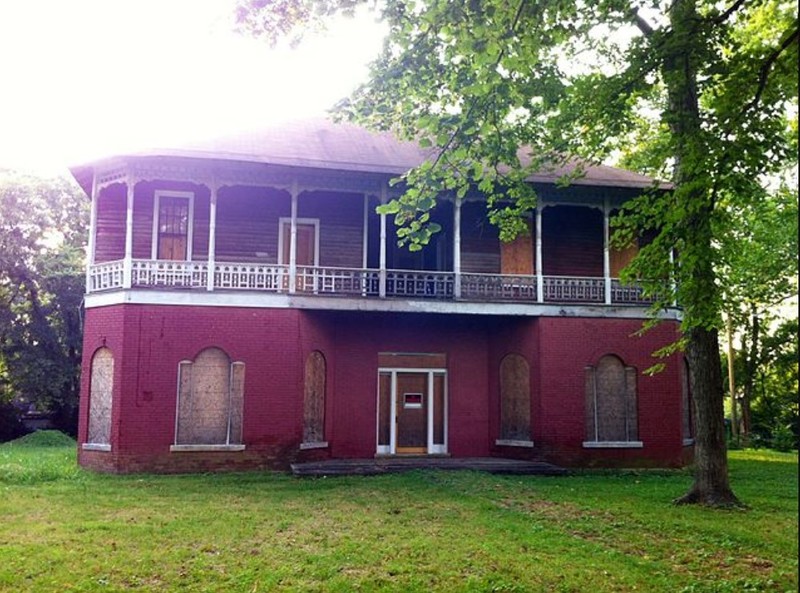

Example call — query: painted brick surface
[79,304,688,473]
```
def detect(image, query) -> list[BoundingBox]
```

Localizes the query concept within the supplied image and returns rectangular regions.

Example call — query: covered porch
[83,157,660,307]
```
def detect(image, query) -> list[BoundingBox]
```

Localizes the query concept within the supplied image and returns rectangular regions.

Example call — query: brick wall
[78,304,687,473]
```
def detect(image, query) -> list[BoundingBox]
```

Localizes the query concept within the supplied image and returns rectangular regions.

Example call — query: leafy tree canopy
[0,171,88,436]
[237,0,798,505]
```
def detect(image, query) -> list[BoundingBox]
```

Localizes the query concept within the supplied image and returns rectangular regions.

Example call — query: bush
[0,401,27,443]
[772,424,797,452]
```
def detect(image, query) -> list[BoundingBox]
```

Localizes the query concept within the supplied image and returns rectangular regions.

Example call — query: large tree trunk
[676,327,741,505]
[664,0,741,506]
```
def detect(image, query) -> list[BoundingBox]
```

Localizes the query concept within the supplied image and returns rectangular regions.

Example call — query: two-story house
[71,118,693,473]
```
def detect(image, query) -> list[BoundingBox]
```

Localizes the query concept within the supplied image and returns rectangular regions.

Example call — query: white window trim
[495,439,535,448]
[682,438,695,447]
[170,444,246,452]
[277,217,320,266]
[299,441,329,450]
[582,440,644,449]
[152,190,195,260]
[82,443,111,452]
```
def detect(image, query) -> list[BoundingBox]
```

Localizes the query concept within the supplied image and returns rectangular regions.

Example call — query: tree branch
[742,22,799,115]
[630,7,655,37]
[714,0,748,25]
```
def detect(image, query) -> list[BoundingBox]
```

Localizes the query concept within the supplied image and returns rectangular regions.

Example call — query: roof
[70,116,668,194]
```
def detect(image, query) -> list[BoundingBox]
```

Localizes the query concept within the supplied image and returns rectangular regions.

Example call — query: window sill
[495,439,535,448]
[82,443,111,452]
[170,444,246,452]
[582,441,643,449]
[299,441,329,450]
[682,438,695,446]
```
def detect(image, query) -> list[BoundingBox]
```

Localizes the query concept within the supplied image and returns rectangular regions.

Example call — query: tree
[237,0,799,505]
[0,171,88,437]
[719,182,798,445]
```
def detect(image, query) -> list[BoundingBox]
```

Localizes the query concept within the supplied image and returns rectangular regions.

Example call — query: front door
[376,365,447,456]
[279,220,317,291]
[396,372,428,454]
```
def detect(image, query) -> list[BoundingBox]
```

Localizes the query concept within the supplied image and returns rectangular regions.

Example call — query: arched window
[498,354,532,445]
[585,355,640,446]
[303,351,326,445]
[87,347,114,446]
[174,348,244,447]
[681,358,694,443]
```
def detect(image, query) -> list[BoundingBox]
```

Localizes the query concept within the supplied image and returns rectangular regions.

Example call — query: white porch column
[379,185,387,298]
[535,205,544,303]
[122,176,135,289]
[453,196,462,299]
[289,181,299,294]
[85,171,98,293]
[669,249,677,306]
[603,200,612,305]
[362,194,369,269]
[206,182,218,291]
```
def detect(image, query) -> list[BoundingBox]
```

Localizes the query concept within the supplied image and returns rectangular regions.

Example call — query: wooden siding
[299,191,364,269]
[461,201,501,274]
[215,186,290,263]
[543,206,603,277]
[94,183,126,262]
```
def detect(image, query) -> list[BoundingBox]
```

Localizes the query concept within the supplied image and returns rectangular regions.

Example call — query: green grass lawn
[1,433,797,593]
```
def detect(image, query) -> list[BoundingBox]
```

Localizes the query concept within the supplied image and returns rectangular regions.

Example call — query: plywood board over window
[302,351,327,448]
[173,347,245,451]
[86,347,114,449]
[584,355,641,448]
[497,354,532,446]
[500,219,534,275]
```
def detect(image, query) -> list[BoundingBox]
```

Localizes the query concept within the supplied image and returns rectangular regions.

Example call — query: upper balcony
[73,119,673,317]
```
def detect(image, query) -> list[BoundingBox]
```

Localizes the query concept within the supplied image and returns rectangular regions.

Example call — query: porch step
[291,457,568,477]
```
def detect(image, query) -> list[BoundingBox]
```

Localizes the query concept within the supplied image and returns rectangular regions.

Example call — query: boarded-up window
[586,355,638,442]
[175,348,244,445]
[303,351,326,443]
[500,354,531,441]
[681,359,694,441]
[87,347,114,445]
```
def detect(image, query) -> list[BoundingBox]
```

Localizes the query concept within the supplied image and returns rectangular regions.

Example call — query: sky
[0,0,386,175]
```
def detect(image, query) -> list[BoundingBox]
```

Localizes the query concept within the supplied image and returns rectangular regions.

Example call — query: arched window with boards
[584,354,641,447]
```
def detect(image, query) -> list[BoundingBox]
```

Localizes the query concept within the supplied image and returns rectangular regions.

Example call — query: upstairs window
[174,347,244,449]
[153,191,193,260]
[584,355,641,447]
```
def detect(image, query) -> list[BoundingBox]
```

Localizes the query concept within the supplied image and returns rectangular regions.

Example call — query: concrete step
[291,457,568,477]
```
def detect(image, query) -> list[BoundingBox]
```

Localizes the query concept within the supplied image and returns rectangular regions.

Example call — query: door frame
[277,217,320,266]
[376,367,448,455]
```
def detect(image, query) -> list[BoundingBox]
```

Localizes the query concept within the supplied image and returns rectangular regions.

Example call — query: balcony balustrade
[87,259,657,306]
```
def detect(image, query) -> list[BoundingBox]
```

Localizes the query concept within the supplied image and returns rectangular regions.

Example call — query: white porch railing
[87,259,654,306]
[215,263,287,291]
[131,260,208,288]
[88,260,125,291]
[543,276,605,303]
[611,279,657,305]
[461,273,537,301]
[385,270,454,299]
[297,266,379,296]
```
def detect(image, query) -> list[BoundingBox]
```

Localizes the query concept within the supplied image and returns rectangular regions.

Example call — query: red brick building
[71,118,693,473]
